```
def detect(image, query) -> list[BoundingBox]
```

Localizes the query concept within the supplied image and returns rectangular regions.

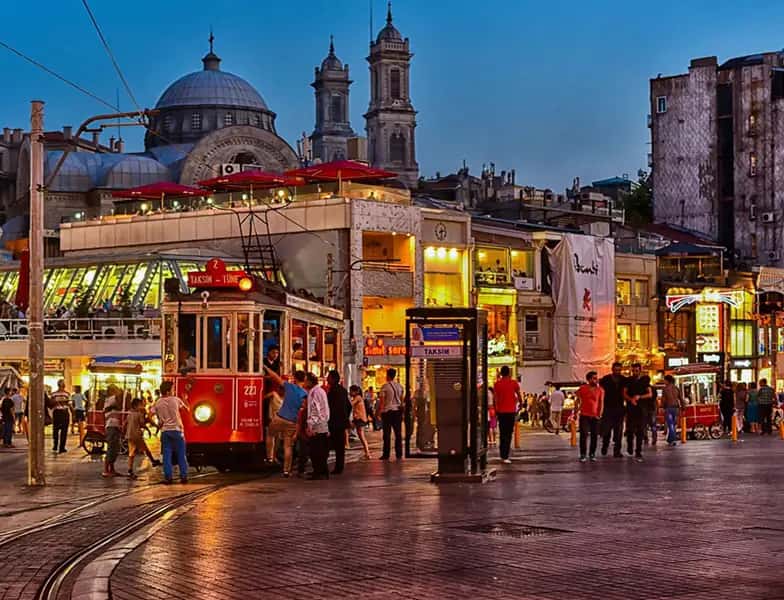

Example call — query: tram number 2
[242,384,258,397]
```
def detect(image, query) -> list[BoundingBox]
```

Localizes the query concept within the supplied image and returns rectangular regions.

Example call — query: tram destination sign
[188,258,249,289]
[410,345,463,358]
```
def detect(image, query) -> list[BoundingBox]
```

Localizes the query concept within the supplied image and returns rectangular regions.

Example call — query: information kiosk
[404,307,493,483]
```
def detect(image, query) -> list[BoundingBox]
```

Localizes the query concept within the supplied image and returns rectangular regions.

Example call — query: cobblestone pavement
[108,430,784,600]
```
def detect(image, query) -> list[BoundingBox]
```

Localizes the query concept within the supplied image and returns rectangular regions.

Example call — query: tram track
[36,484,223,600]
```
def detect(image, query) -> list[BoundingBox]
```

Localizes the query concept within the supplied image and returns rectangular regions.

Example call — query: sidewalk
[109,430,784,600]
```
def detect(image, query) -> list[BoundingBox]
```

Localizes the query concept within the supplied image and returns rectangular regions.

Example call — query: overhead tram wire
[81,0,143,117]
[0,40,117,111]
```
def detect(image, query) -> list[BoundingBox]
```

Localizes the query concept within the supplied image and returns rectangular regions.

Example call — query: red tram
[161,259,344,470]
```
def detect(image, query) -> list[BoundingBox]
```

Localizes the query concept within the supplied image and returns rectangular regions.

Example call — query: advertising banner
[548,234,616,381]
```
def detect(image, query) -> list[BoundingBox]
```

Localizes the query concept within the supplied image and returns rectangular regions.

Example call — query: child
[488,403,497,446]
[125,397,161,478]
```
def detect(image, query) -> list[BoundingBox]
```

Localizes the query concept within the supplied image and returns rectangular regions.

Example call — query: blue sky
[2,0,784,190]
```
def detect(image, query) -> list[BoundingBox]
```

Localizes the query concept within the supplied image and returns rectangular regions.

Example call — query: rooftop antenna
[369,0,373,43]
[209,26,214,53]
[115,88,121,145]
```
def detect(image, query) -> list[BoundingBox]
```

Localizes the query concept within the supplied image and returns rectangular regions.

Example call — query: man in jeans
[599,362,627,457]
[575,371,604,462]
[661,375,682,446]
[757,378,776,435]
[326,370,351,475]
[493,366,521,464]
[50,380,71,453]
[304,373,330,480]
[548,385,565,434]
[378,368,404,461]
[264,368,307,477]
[623,363,653,462]
[152,381,189,484]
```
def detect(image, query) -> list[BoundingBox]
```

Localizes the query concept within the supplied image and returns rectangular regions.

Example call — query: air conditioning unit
[769,251,781,261]
[221,163,241,176]
[102,325,128,338]
[525,334,539,346]
[749,205,757,220]
[762,211,775,223]
[13,323,28,337]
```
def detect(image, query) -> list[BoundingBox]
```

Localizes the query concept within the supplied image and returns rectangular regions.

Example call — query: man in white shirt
[151,380,189,484]
[378,368,405,461]
[11,388,24,434]
[304,373,330,480]
[549,385,565,435]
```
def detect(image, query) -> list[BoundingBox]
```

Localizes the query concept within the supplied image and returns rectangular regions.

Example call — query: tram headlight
[193,403,214,425]
[238,276,253,292]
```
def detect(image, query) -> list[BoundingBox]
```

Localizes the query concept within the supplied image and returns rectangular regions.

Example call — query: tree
[624,169,653,226]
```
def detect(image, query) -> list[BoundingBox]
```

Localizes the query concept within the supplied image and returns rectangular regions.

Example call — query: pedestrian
[325,371,351,475]
[70,385,87,446]
[11,388,24,434]
[757,378,776,435]
[151,380,190,484]
[719,380,735,436]
[528,393,539,428]
[265,368,307,477]
[549,385,565,434]
[102,385,123,477]
[493,365,521,464]
[488,402,497,446]
[735,382,748,435]
[599,362,627,457]
[50,380,71,453]
[575,371,604,462]
[363,386,376,431]
[125,397,161,478]
[661,375,682,446]
[623,363,652,462]
[303,372,330,480]
[349,385,372,459]
[263,345,281,374]
[1,390,15,447]
[746,382,759,433]
[378,368,405,462]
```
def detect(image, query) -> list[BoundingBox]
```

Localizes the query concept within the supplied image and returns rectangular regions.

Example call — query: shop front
[361,335,408,390]
[477,288,517,386]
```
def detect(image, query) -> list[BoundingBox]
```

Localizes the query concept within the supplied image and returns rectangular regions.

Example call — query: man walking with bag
[378,369,405,461]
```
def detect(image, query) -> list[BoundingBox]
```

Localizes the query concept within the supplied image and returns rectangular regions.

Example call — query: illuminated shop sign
[666,357,689,368]
[731,358,753,368]
[665,289,744,313]
[364,337,407,357]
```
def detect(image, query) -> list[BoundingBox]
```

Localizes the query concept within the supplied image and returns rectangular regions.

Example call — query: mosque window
[191,113,202,130]
[390,132,406,163]
[330,95,343,122]
[163,115,174,132]
[390,68,402,100]
[224,113,234,126]
[251,113,260,127]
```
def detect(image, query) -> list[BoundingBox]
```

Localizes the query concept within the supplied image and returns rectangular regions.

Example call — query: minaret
[310,36,355,162]
[365,2,419,187]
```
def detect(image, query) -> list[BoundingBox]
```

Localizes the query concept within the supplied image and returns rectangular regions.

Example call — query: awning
[757,266,784,295]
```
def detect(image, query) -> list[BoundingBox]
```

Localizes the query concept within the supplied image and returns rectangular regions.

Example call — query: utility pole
[28,100,45,486]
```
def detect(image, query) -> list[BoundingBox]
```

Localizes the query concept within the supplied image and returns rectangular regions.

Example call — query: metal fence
[0,317,161,340]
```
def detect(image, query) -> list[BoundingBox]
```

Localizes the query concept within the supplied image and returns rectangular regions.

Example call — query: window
[616,324,632,346]
[633,279,648,306]
[205,316,226,369]
[616,279,631,305]
[656,96,667,114]
[251,113,260,127]
[524,314,539,332]
[390,132,406,163]
[330,94,343,122]
[751,233,758,258]
[511,250,535,278]
[475,247,510,285]
[236,313,250,372]
[773,70,784,101]
[163,115,174,132]
[633,324,650,348]
[750,152,758,177]
[730,322,754,356]
[191,112,201,130]
[390,68,402,99]
[748,113,757,132]
[224,113,234,126]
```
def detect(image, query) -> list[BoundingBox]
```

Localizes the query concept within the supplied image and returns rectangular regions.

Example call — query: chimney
[115,139,125,153]
[511,169,516,185]
[63,125,72,140]
[109,136,116,152]
[2,128,10,144]
[12,128,22,143]
[91,131,100,146]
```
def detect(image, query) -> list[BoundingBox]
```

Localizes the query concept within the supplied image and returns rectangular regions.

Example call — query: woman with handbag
[350,385,372,459]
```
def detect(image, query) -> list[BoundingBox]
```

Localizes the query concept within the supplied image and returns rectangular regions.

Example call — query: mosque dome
[320,36,343,71]
[376,3,402,42]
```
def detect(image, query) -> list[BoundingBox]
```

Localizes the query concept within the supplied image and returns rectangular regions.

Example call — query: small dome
[155,47,268,111]
[103,155,170,189]
[321,36,343,70]
[376,3,402,42]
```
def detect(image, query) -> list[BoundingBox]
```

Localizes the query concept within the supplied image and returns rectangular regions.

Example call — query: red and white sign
[188,258,248,288]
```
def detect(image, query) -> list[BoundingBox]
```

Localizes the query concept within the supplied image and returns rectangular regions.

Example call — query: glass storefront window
[633,324,649,348]
[633,280,648,306]
[616,279,631,305]
[617,324,631,346]
[730,290,754,320]
[475,247,510,285]
[730,322,753,356]
[510,250,535,278]
[424,248,465,307]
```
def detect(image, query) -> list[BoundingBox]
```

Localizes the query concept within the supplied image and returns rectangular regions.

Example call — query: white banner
[548,234,616,381]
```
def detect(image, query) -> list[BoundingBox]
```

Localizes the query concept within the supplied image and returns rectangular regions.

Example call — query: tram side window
[324,327,338,369]
[164,314,177,374]
[253,313,261,373]
[291,319,306,371]
[178,314,196,373]
[206,316,226,369]
[263,311,282,371]
[237,313,250,373]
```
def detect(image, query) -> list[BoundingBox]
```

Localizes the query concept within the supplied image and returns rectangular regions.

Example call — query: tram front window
[237,313,250,373]
[178,314,196,373]
[206,316,226,369]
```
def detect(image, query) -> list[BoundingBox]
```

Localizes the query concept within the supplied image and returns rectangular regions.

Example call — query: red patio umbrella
[111,182,205,212]
[198,170,303,191]
[285,160,396,182]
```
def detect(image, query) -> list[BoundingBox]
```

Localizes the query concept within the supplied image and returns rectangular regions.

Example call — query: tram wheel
[83,439,104,455]
[692,424,708,440]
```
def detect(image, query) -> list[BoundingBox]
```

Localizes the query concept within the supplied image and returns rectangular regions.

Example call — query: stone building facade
[651,51,784,267]
[365,5,419,188]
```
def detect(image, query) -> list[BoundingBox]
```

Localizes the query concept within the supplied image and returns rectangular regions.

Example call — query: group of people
[262,357,404,480]
[718,378,778,436]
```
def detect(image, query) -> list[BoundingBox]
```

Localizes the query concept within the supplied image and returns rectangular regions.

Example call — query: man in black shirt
[623,363,652,462]
[599,362,626,457]
[326,370,351,475]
